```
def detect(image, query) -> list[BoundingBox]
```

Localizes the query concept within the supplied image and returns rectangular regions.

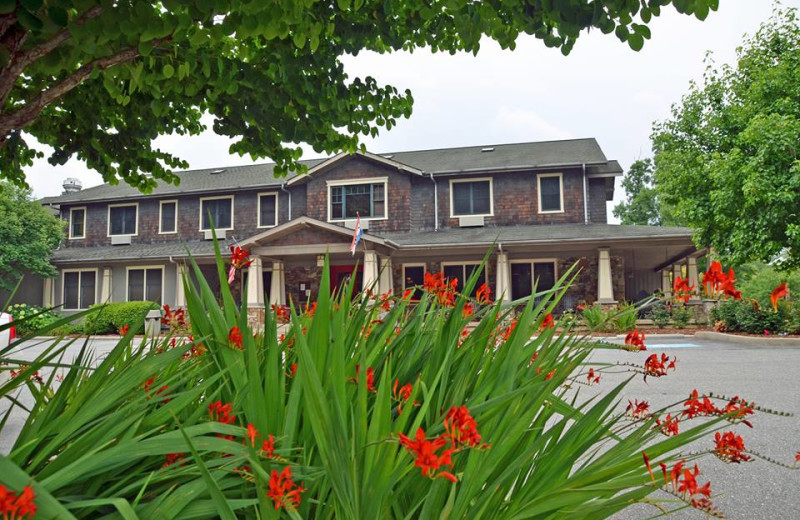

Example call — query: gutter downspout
[281,182,292,220]
[582,163,589,225]
[429,173,438,231]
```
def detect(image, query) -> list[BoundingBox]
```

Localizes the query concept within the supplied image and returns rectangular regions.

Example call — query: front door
[330,265,363,298]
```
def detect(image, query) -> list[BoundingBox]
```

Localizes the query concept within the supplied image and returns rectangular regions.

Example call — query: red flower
[462,302,475,319]
[393,379,415,412]
[272,304,290,323]
[228,326,244,349]
[643,353,676,381]
[208,400,236,425]
[795,451,800,463]
[267,466,304,510]
[379,291,393,311]
[714,431,751,463]
[163,452,185,468]
[672,275,695,303]
[444,406,483,448]
[626,399,650,419]
[262,434,276,459]
[624,329,646,350]
[499,319,517,342]
[540,313,555,331]
[771,282,788,311]
[423,272,457,307]
[246,423,259,447]
[719,396,754,428]
[586,367,600,384]
[402,288,415,300]
[289,362,297,378]
[683,389,719,419]
[545,368,557,381]
[476,283,492,305]
[118,324,130,335]
[352,365,376,392]
[0,484,37,519]
[655,413,680,436]
[398,428,453,478]
[303,302,317,317]
[229,245,253,270]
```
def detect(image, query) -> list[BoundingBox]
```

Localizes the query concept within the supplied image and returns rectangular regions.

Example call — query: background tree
[613,158,666,225]
[0,0,717,191]
[652,7,800,268]
[0,181,63,291]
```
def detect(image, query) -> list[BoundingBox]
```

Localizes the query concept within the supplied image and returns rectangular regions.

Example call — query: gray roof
[381,224,693,248]
[41,138,620,205]
[51,241,221,264]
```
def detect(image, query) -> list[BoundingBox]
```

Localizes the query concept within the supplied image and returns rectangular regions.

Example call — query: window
[328,179,387,220]
[159,200,178,234]
[537,173,563,213]
[69,207,86,239]
[63,270,96,310]
[108,204,138,236]
[258,193,278,228]
[450,179,492,217]
[510,261,557,300]
[442,263,486,298]
[200,196,233,230]
[127,267,163,303]
[403,264,426,300]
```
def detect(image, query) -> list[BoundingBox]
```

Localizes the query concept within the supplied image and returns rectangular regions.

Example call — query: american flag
[350,213,363,256]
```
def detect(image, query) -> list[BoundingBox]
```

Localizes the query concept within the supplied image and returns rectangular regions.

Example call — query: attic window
[481,147,495,153]
[210,169,226,174]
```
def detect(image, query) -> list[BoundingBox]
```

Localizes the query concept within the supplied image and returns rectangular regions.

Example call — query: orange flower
[673,275,695,303]
[0,484,36,519]
[246,423,259,448]
[444,405,482,448]
[228,326,244,349]
[476,283,492,304]
[267,466,304,510]
[540,313,555,331]
[393,379,414,413]
[352,365,375,392]
[771,282,788,311]
[655,413,680,436]
[714,431,751,463]
[379,291,393,311]
[643,353,676,381]
[625,329,646,350]
[163,453,185,468]
[683,389,719,419]
[398,427,454,479]
[626,399,650,419]
[586,367,600,384]
[208,400,236,425]
[118,324,130,335]
[229,245,253,270]
[462,302,475,318]
[262,434,276,459]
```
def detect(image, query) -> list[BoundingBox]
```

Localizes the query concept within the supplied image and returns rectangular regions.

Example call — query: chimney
[62,178,82,194]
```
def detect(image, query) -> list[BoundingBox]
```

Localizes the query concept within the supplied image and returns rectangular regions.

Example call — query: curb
[695,331,800,347]
[611,334,693,340]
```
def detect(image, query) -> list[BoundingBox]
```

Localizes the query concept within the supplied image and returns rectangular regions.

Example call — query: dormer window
[108,203,138,236]
[69,207,86,239]
[537,173,564,213]
[450,178,493,217]
[327,178,387,221]
[200,196,234,231]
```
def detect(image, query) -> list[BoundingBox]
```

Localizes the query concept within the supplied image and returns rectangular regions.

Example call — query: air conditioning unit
[111,235,132,245]
[344,219,369,231]
[458,215,485,227]
[204,229,224,240]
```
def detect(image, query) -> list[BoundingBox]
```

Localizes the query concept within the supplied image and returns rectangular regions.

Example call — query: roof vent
[62,178,82,194]
[481,147,495,153]
[210,169,226,175]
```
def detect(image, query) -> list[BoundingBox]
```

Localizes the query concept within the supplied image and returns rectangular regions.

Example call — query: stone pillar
[661,269,672,299]
[597,248,616,304]
[100,267,112,303]
[175,263,186,308]
[246,257,264,307]
[378,256,393,295]
[269,261,285,306]
[495,252,511,302]
[362,250,379,294]
[673,264,683,287]
[42,277,54,308]
[687,256,700,302]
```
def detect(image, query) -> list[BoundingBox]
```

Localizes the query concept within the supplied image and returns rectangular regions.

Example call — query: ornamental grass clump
[0,245,797,519]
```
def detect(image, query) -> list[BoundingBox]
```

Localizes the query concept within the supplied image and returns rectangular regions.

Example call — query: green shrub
[712,299,785,334]
[671,304,692,329]
[83,301,159,334]
[736,262,800,308]
[651,303,671,328]
[6,303,60,336]
[611,302,637,332]
[783,302,800,334]
[580,304,610,331]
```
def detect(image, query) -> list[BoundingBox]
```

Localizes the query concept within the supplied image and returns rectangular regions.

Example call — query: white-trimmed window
[450,178,493,217]
[126,266,164,303]
[402,263,426,299]
[62,269,97,310]
[200,196,234,230]
[510,260,557,300]
[537,173,564,213]
[441,262,487,298]
[159,200,178,234]
[68,207,86,239]
[108,203,138,236]
[327,178,387,221]
[258,192,279,228]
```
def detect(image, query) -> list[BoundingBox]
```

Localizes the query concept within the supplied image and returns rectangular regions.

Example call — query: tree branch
[0,37,170,142]
[0,6,104,108]
[0,14,17,41]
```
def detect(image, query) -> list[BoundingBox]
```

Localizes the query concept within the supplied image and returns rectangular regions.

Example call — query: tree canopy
[1,0,717,191]
[0,181,63,291]
[652,7,800,268]
[613,158,663,225]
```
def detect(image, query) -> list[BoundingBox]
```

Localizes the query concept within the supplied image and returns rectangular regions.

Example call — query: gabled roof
[286,150,423,186]
[239,216,388,248]
[40,138,621,205]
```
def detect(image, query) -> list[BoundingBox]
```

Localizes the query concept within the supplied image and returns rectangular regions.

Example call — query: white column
[246,257,264,307]
[495,253,511,302]
[673,264,683,285]
[687,257,700,302]
[378,256,393,295]
[100,267,112,303]
[362,250,379,294]
[269,261,285,306]
[42,277,53,308]
[597,248,616,304]
[175,263,187,308]
[662,269,672,299]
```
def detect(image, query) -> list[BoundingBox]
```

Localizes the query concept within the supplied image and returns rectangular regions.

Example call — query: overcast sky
[23,1,800,221]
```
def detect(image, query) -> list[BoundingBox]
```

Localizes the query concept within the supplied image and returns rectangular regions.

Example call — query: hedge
[82,301,159,335]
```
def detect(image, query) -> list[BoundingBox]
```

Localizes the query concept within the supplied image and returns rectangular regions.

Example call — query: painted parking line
[646,343,700,349]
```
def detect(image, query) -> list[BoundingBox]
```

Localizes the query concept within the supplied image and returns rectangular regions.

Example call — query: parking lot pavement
[586,336,800,520]
[2,335,799,519]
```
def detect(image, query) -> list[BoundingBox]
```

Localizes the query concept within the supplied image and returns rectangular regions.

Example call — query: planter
[702,299,719,315]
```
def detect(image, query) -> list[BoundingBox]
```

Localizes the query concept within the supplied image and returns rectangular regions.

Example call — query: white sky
[23,1,800,222]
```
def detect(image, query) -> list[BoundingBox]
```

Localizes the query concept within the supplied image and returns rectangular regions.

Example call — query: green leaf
[19,0,43,12]
[17,9,44,31]
[46,6,69,27]
[163,63,175,78]
[628,33,644,51]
